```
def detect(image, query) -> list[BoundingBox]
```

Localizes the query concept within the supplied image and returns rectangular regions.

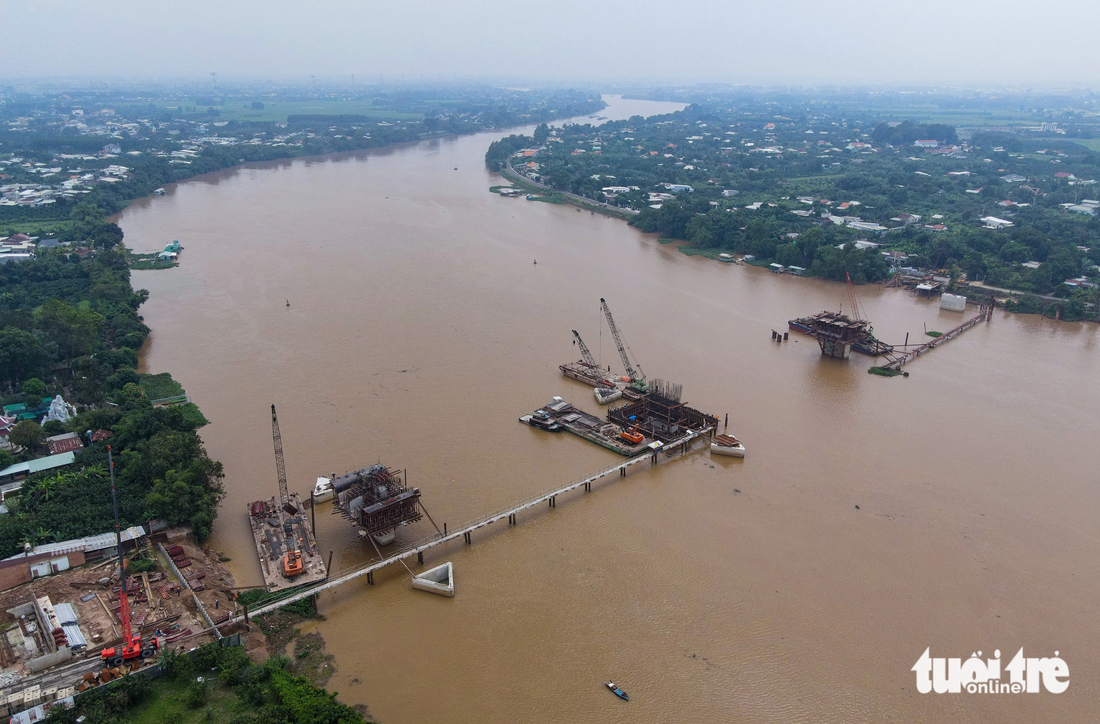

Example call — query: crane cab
[283,550,304,577]
[101,634,159,667]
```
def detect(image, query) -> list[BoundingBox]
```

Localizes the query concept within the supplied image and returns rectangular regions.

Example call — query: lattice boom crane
[271,404,289,508]
[600,298,647,392]
[572,329,598,368]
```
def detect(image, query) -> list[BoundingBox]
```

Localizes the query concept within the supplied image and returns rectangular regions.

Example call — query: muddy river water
[121,96,1100,722]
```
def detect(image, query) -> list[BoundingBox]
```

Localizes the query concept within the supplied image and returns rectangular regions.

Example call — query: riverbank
[115,92,1100,723]
[499,157,638,221]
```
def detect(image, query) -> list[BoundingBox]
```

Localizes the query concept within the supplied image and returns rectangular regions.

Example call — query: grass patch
[131,259,178,270]
[124,676,240,724]
[139,372,186,401]
[869,366,903,377]
[925,330,943,337]
[1071,139,1100,153]
[531,193,566,204]
[677,247,725,259]
[178,402,209,427]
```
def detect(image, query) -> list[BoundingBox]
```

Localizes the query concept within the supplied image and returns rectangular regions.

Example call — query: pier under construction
[331,465,423,547]
[789,273,893,359]
[228,425,715,622]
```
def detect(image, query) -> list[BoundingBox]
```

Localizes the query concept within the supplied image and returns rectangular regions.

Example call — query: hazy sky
[3,0,1099,88]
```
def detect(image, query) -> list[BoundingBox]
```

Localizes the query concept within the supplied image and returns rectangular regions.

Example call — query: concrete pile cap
[411,562,454,597]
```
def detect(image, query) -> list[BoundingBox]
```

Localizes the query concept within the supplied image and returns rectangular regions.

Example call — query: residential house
[45,433,83,456]
[981,216,1015,229]
[913,140,939,148]
[0,452,77,494]
[0,526,146,592]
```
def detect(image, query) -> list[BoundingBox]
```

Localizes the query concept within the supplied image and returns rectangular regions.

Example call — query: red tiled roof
[47,436,84,455]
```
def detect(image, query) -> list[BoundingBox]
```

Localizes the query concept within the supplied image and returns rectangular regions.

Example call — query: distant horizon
[3,0,1099,90]
[3,77,1099,96]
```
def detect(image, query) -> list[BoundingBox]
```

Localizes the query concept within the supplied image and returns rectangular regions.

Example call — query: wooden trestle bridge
[230,426,715,622]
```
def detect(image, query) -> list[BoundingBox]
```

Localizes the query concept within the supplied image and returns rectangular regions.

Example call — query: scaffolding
[808,311,872,359]
[607,379,718,443]
[333,465,422,538]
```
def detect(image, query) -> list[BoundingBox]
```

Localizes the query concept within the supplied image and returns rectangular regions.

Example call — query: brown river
[120,96,1100,722]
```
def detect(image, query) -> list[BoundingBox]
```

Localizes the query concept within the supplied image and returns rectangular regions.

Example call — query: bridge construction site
[228,296,724,620]
[230,425,715,622]
[787,272,993,373]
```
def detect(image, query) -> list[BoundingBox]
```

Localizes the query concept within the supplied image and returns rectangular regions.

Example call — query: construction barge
[249,404,328,592]
[522,380,718,457]
[521,398,654,456]
[247,493,327,592]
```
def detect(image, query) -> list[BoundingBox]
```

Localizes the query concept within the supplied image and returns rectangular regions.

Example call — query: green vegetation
[139,372,186,401]
[869,366,903,377]
[487,92,1100,317]
[45,641,367,724]
[925,330,943,337]
[0,202,223,553]
[1,86,604,228]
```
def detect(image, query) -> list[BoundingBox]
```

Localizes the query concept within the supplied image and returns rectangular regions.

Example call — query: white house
[980,216,1014,229]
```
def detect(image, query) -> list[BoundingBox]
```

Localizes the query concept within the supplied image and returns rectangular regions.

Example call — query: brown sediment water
[122,96,1100,722]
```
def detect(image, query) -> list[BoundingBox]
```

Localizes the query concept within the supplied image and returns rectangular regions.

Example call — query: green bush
[184,681,208,708]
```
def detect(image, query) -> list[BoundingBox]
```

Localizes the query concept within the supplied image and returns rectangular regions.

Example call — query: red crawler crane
[100,445,159,667]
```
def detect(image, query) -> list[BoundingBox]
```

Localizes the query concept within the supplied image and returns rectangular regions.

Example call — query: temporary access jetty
[227,426,714,621]
[879,303,993,371]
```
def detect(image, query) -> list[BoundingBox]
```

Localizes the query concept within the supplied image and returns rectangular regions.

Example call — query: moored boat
[788,317,813,334]
[313,476,334,502]
[711,434,746,457]
[520,410,563,432]
[605,681,629,701]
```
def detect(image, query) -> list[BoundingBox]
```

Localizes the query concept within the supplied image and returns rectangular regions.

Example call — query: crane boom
[844,272,864,322]
[600,298,646,391]
[572,329,597,368]
[271,404,289,508]
[107,446,130,645]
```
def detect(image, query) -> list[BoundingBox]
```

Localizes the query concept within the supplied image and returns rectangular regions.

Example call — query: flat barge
[247,492,327,593]
[559,360,621,389]
[520,397,654,456]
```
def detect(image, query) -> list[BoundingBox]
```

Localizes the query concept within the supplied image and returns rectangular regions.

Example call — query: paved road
[502,157,638,218]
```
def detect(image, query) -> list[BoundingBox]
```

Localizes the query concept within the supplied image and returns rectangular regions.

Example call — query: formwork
[332,465,422,540]
[607,380,718,443]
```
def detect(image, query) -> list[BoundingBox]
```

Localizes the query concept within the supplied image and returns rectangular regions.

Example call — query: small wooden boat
[605,681,629,701]
[711,434,746,458]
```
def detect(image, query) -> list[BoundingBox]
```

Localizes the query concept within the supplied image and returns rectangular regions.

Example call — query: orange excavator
[101,445,160,668]
[620,424,644,444]
[283,549,303,577]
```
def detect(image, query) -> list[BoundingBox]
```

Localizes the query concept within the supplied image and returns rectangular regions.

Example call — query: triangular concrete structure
[412,561,454,597]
